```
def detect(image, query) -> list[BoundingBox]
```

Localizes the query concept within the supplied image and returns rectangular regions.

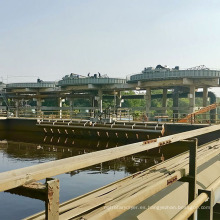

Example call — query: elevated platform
[128,69,220,82]
[6,81,57,89]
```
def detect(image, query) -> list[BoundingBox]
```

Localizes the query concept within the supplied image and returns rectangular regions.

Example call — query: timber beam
[0,125,220,193]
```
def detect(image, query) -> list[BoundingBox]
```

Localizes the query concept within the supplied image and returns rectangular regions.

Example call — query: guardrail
[1,125,220,219]
[173,174,220,220]
[2,103,219,124]
[5,108,220,124]
[0,111,7,117]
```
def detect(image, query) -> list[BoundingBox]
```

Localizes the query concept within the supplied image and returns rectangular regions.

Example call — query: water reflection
[0,139,169,174]
[0,131,189,175]
[0,131,188,220]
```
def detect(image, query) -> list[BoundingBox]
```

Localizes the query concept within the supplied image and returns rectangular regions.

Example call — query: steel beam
[197,189,214,220]
[188,138,197,220]
[145,88,151,116]
[45,178,59,220]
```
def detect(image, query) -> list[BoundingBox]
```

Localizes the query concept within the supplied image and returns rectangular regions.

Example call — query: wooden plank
[84,146,220,220]
[24,150,195,220]
[0,125,220,193]
[25,140,220,220]
[61,145,220,219]
[45,179,59,220]
[6,182,46,201]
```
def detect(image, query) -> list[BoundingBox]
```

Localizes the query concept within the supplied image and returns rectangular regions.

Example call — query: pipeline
[172,177,220,220]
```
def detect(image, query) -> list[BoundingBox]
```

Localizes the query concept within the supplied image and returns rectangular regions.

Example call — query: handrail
[172,177,220,220]
[24,141,220,220]
[4,105,220,124]
[0,124,220,192]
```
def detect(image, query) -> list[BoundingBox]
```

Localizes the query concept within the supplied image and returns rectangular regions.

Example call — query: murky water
[0,131,188,220]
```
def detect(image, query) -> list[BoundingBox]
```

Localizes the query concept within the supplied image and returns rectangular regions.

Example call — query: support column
[116,91,122,108]
[203,87,208,107]
[92,96,99,119]
[69,98,74,119]
[210,92,217,123]
[69,99,74,108]
[145,88,151,116]
[162,88,167,115]
[203,87,208,122]
[58,97,62,119]
[90,96,95,118]
[45,178,59,220]
[178,139,198,220]
[36,91,42,118]
[37,98,42,112]
[98,89,103,112]
[198,189,214,219]
[91,96,95,108]
[188,139,197,220]
[116,91,122,119]
[93,96,98,114]
[173,87,179,119]
[189,85,195,113]
[15,99,19,117]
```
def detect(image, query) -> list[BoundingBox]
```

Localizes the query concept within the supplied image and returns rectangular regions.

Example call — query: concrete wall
[0,119,42,133]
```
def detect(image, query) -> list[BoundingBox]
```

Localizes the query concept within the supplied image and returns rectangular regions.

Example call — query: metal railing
[0,110,7,117]
[4,107,220,124]
[172,177,220,220]
[58,77,126,86]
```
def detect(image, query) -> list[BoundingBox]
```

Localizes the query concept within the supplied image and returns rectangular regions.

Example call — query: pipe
[172,177,220,220]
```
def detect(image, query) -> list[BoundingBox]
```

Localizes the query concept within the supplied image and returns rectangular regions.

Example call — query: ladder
[178,103,219,123]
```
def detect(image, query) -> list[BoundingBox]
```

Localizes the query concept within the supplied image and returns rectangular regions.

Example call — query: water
[0,131,188,220]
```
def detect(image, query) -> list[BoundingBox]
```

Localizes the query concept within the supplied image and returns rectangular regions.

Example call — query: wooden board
[25,140,220,219]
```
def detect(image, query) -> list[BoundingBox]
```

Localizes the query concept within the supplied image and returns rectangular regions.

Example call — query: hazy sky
[0,0,220,85]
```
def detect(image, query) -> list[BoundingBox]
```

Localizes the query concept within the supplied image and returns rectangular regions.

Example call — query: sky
[0,0,220,94]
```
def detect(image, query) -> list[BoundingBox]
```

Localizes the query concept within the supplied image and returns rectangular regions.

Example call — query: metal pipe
[172,177,220,220]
